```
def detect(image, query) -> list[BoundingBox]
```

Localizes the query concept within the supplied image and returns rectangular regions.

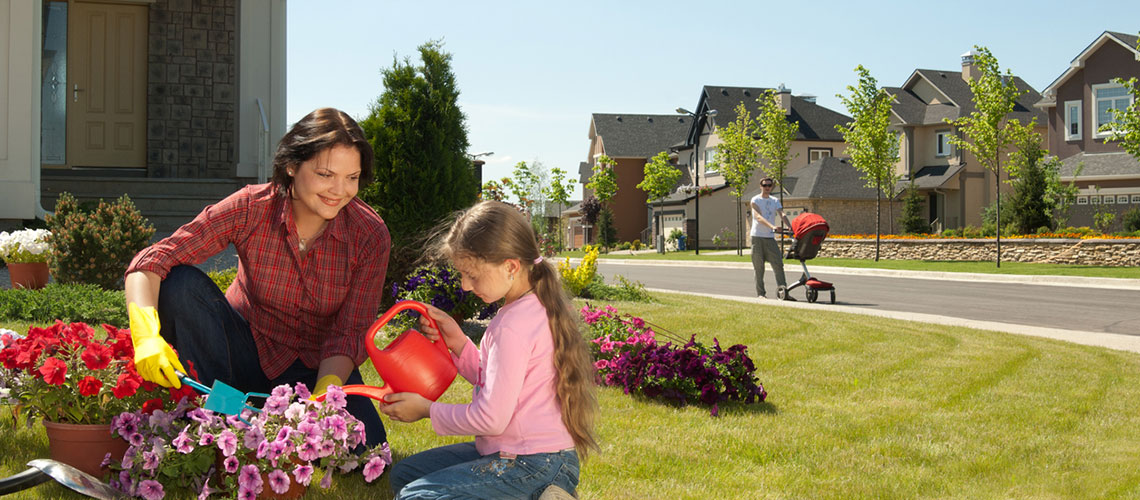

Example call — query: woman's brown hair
[270,107,373,195]
[440,201,599,460]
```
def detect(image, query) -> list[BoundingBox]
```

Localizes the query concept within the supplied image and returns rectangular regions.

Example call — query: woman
[124,107,389,447]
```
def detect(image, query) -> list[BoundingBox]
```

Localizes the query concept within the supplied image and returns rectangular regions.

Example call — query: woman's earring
[509,272,514,282]
[288,169,294,175]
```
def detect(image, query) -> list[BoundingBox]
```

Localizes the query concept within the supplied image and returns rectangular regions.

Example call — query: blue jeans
[390,442,579,500]
[156,265,386,446]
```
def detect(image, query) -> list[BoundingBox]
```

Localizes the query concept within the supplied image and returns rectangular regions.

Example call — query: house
[1,0,287,231]
[1034,30,1140,228]
[885,51,1047,231]
[580,113,692,244]
[779,156,901,234]
[672,85,850,248]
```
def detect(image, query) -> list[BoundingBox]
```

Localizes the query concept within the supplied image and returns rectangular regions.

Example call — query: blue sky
[288,1,1140,200]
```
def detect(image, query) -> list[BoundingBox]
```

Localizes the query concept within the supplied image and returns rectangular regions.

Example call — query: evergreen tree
[359,41,477,294]
[1007,121,1052,234]
[899,182,928,235]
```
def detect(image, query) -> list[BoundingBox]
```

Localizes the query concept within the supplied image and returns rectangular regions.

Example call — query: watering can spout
[316,300,457,404]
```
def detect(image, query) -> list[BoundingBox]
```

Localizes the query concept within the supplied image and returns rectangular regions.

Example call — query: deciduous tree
[755,90,799,253]
[712,103,762,255]
[636,151,682,253]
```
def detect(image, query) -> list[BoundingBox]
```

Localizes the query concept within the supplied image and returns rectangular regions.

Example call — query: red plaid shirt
[127,183,390,379]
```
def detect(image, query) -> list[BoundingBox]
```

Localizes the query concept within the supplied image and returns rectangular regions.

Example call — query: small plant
[617,241,631,251]
[0,322,191,425]
[110,384,392,499]
[581,275,653,302]
[45,193,155,290]
[0,229,52,264]
[558,245,599,297]
[0,283,128,326]
[208,268,238,292]
[631,239,642,251]
[391,265,500,322]
[1124,207,1140,233]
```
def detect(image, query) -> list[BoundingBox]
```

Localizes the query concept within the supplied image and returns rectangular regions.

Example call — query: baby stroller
[775,212,836,304]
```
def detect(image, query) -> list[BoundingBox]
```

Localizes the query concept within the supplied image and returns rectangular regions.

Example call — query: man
[750,178,793,300]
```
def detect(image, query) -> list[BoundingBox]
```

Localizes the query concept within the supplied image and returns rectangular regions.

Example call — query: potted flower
[110,384,391,499]
[391,265,500,326]
[0,322,189,477]
[0,228,52,289]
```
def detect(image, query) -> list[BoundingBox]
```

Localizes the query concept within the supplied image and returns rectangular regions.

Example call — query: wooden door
[67,1,147,167]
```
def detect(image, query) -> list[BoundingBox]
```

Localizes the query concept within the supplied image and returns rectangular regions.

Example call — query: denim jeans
[156,265,386,446]
[390,442,580,500]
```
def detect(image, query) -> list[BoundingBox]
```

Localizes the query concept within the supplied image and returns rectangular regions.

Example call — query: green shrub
[941,228,961,238]
[631,239,642,251]
[45,192,155,290]
[617,241,631,250]
[0,283,126,326]
[1123,208,1140,233]
[580,274,653,302]
[208,268,238,292]
[961,226,982,239]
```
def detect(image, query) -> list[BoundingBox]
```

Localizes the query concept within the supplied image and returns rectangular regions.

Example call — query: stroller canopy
[791,212,829,240]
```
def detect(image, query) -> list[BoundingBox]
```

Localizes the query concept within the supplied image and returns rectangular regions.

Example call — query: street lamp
[676,107,717,255]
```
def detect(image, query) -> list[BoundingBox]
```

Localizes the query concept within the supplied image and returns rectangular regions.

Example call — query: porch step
[41,176,247,232]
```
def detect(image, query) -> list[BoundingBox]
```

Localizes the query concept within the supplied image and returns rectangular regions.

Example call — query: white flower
[0,229,51,263]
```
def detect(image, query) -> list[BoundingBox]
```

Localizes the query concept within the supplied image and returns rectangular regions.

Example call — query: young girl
[379,201,598,499]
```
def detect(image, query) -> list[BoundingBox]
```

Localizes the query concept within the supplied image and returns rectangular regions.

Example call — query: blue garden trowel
[176,372,269,423]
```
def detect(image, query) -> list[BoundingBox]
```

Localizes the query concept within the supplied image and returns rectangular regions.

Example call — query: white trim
[1077,196,1089,205]
[1042,32,1140,97]
[1118,195,1130,204]
[1132,195,1140,204]
[1092,82,1134,138]
[1064,100,1082,141]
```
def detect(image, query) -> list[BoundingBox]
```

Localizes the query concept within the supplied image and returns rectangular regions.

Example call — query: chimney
[961,49,978,81]
[777,83,792,115]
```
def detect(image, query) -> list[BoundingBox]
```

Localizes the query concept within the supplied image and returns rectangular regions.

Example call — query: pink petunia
[267,469,290,494]
[218,429,237,457]
[237,486,256,500]
[363,455,388,483]
[137,479,164,500]
[238,464,263,492]
[292,464,314,486]
[224,455,240,474]
[323,385,347,410]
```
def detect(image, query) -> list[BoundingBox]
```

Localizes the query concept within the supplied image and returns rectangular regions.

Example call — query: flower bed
[581,305,766,416]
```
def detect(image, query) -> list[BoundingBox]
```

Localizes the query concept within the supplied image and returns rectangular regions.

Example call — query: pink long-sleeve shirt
[430,293,575,456]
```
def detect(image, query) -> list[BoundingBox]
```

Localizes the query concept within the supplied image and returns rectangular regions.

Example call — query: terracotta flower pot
[7,262,50,289]
[42,421,129,479]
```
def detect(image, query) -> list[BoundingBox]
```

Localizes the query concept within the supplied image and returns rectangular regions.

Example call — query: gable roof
[682,86,851,146]
[890,69,1045,126]
[1041,31,1140,99]
[781,157,882,200]
[1059,151,1140,179]
[589,113,691,159]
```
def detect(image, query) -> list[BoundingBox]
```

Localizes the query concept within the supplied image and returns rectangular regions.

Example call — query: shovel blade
[27,459,122,499]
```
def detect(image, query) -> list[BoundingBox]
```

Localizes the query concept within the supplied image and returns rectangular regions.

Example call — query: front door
[65,1,147,168]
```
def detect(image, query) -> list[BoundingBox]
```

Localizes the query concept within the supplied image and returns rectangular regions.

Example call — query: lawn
[4,292,1140,498]
[557,250,1140,279]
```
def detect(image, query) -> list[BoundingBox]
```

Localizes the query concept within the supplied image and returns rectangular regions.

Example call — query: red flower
[113,372,141,399]
[14,346,42,370]
[38,357,67,385]
[78,376,103,396]
[140,398,164,415]
[81,343,113,370]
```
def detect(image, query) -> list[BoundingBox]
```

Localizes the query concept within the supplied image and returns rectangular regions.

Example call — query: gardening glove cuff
[310,374,343,401]
[129,303,184,389]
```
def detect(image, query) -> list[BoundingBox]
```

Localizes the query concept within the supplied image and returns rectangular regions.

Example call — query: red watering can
[316,300,457,403]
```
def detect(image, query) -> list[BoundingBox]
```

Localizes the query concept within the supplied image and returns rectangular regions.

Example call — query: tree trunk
[736,196,743,256]
[875,188,881,262]
[778,174,786,255]
[995,158,1002,268]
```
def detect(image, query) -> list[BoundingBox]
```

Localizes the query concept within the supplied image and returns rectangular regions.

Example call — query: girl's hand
[378,392,432,423]
[417,303,467,355]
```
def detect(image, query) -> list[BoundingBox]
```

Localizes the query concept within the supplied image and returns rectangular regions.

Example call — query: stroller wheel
[807,289,818,303]
[776,287,786,300]
[830,290,836,304]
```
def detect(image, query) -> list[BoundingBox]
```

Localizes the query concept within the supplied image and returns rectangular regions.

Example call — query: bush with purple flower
[108,384,391,499]
[391,265,500,323]
[582,304,767,416]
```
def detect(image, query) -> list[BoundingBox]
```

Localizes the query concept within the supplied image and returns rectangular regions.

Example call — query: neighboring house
[1034,31,1140,228]
[1,0,286,231]
[779,156,901,235]
[672,85,850,248]
[885,51,1047,231]
[580,113,691,244]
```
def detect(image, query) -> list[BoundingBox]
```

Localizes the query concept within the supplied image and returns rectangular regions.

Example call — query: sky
[287,0,1140,200]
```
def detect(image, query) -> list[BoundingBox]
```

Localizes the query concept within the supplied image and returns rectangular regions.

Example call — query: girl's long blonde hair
[441,201,599,459]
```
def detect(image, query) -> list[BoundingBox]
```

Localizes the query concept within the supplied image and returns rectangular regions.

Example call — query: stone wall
[817,239,1140,267]
[788,199,905,235]
[146,0,236,179]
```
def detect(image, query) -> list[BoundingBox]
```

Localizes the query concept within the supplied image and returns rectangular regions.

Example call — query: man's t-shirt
[750,194,782,238]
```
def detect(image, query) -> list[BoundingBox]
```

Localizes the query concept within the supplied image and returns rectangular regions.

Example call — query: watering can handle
[366,300,450,360]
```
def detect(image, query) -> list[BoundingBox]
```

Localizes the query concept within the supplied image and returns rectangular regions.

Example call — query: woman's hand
[417,304,467,355]
[377,392,432,423]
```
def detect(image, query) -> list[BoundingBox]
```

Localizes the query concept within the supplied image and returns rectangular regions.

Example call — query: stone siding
[146,0,236,179]
[817,239,1140,267]
[788,199,905,235]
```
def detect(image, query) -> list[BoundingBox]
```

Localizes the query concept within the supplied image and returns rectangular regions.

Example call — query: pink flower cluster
[109,384,392,499]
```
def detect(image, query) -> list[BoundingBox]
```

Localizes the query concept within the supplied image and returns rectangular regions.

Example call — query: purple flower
[323,385,347,410]
[293,381,312,400]
[297,420,321,441]
[237,486,256,500]
[142,451,160,471]
[323,414,348,440]
[138,479,164,500]
[198,432,215,446]
[285,402,306,421]
[317,439,335,458]
[171,426,194,454]
[297,440,319,461]
[276,427,293,442]
[118,470,134,493]
[267,469,290,494]
[320,468,333,489]
[224,455,240,474]
[100,452,112,468]
[363,455,388,482]
[238,464,263,492]
[128,431,145,447]
[264,395,289,414]
[271,384,294,399]
[218,430,237,457]
[243,427,265,451]
[293,464,314,486]
[268,440,287,460]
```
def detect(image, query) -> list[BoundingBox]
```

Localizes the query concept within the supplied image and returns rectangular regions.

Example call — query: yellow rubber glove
[129,303,185,388]
[310,373,343,401]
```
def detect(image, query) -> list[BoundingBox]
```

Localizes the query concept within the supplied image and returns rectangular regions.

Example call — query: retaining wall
[817,239,1140,267]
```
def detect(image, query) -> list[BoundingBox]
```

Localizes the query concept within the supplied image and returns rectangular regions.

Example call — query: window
[1064,100,1082,141]
[935,130,953,157]
[1090,195,1101,205]
[1104,195,1115,205]
[1132,195,1140,204]
[808,148,832,162]
[1093,83,1134,137]
[703,148,718,174]
[1077,196,1088,205]
[1118,195,1130,204]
